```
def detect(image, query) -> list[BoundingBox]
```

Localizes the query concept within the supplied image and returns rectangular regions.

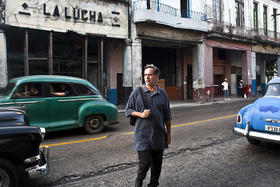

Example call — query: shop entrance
[142,47,182,100]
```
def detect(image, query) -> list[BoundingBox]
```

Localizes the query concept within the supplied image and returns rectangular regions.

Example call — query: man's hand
[167,134,171,145]
[141,109,151,118]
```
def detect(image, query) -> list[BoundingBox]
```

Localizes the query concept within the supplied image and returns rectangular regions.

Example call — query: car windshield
[265,84,280,97]
[0,83,16,96]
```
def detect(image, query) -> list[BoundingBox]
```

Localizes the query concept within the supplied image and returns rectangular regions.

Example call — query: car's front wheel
[247,137,261,145]
[0,158,18,187]
[84,115,105,134]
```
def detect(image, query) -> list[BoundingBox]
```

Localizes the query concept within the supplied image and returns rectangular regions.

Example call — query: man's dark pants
[135,150,164,187]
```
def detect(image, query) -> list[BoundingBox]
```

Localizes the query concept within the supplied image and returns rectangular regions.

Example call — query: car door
[47,82,100,129]
[47,83,78,129]
[9,83,49,128]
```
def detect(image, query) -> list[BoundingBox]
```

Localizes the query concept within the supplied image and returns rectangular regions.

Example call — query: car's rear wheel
[247,137,261,145]
[0,158,18,187]
[85,115,105,134]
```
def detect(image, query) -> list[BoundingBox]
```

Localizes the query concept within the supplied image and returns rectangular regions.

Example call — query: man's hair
[144,64,160,76]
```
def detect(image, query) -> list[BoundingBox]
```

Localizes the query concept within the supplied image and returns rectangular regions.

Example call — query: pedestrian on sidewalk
[221,78,230,101]
[239,80,244,98]
[125,64,172,187]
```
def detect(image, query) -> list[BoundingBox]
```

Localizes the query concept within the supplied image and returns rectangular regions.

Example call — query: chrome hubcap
[0,168,10,187]
[89,118,100,129]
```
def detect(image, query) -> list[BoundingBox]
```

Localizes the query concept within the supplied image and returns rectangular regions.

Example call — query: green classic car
[0,75,119,134]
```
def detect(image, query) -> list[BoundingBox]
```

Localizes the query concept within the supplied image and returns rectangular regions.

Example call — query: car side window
[48,83,73,97]
[71,84,97,96]
[12,83,42,99]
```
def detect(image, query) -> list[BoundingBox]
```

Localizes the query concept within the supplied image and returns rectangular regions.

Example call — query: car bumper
[25,146,49,179]
[233,124,280,143]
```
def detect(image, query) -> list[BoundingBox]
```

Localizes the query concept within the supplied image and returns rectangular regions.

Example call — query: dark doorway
[142,47,176,86]
[117,73,123,105]
[236,75,242,96]
[181,0,189,18]
[213,74,224,96]
[187,64,193,99]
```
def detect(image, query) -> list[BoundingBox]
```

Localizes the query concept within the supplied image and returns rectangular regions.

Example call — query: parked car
[233,77,280,144]
[0,75,119,134]
[0,107,48,187]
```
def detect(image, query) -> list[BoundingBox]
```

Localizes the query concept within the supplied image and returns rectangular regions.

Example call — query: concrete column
[251,52,257,95]
[132,38,142,88]
[261,59,266,93]
[0,30,7,88]
[176,49,183,87]
[242,51,252,96]
[204,44,213,100]
[192,43,206,100]
[277,56,280,77]
[123,39,133,105]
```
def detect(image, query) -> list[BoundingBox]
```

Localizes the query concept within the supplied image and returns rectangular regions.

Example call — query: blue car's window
[265,84,280,97]
[0,83,16,96]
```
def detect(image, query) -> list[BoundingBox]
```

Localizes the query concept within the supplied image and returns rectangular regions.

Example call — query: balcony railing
[211,21,280,41]
[132,0,207,21]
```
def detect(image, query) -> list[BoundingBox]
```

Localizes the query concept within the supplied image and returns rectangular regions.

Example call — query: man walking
[125,64,172,187]
[221,78,230,101]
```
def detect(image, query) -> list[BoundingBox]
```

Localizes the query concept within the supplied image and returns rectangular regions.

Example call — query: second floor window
[235,0,244,27]
[273,9,277,38]
[263,6,268,36]
[253,2,258,30]
[213,0,221,23]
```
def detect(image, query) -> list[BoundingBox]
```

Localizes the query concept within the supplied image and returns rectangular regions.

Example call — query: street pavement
[118,95,258,113]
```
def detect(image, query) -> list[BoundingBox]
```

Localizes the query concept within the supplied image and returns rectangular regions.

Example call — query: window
[265,84,280,97]
[253,2,258,30]
[235,0,244,27]
[13,83,42,99]
[48,83,72,97]
[273,9,277,38]
[263,6,268,36]
[213,0,221,22]
[72,84,97,96]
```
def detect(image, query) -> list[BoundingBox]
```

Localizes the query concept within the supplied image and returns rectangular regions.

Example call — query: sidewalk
[118,95,258,113]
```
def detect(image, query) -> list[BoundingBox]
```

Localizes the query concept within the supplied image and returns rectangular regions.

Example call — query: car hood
[251,97,280,132]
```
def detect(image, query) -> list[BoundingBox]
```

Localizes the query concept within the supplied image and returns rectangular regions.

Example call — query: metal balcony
[210,21,280,43]
[132,0,208,32]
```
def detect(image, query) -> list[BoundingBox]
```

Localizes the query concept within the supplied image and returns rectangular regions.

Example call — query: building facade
[1,0,280,105]
[126,0,208,102]
[0,0,129,105]
[204,0,280,98]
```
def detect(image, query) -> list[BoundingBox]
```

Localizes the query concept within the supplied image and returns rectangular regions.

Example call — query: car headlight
[237,114,242,124]
[40,127,46,141]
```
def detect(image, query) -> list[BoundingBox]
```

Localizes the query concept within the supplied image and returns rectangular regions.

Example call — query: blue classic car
[233,77,280,144]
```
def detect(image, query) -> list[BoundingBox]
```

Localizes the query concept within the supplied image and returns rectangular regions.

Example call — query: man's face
[144,68,158,86]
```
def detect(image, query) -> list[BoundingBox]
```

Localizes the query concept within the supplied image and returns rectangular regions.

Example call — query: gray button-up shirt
[125,85,172,151]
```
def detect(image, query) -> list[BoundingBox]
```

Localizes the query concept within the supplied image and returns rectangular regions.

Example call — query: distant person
[221,78,230,101]
[125,64,172,187]
[239,80,244,98]
[51,84,71,96]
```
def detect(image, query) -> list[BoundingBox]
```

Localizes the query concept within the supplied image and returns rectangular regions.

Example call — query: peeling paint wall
[107,40,124,89]
[0,30,7,87]
[5,0,128,38]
